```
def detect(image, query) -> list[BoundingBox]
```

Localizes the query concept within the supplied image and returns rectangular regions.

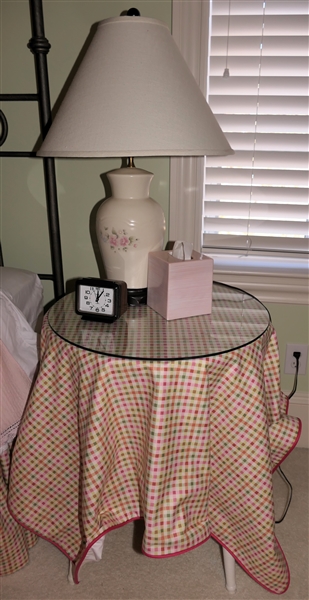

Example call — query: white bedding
[0,267,43,332]
[0,267,43,449]
[0,267,42,573]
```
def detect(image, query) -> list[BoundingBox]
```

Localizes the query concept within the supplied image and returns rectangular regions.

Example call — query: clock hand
[95,289,105,302]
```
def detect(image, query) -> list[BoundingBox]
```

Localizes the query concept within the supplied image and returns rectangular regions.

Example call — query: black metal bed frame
[0,0,64,299]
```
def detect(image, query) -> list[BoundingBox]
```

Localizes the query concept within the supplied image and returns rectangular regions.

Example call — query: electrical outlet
[284,344,308,375]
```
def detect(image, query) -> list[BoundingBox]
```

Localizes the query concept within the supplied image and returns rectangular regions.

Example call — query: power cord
[287,351,300,401]
[275,466,293,524]
[275,351,300,524]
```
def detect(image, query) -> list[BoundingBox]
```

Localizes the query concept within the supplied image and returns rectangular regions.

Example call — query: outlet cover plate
[284,344,308,375]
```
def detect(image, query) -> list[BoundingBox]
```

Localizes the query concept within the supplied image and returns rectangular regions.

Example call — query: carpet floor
[1,447,308,600]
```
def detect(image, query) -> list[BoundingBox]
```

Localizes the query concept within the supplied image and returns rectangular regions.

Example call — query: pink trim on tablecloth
[7,321,301,594]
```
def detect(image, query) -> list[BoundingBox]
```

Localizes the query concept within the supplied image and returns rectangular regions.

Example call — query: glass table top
[47,282,271,361]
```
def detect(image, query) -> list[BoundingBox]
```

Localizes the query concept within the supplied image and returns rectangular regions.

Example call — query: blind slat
[210,36,308,56]
[209,77,308,96]
[206,169,308,187]
[215,115,308,134]
[210,57,308,76]
[203,218,308,237]
[212,1,308,17]
[204,202,308,221]
[212,15,308,36]
[209,95,308,114]
[205,185,308,204]
[207,152,308,169]
[202,235,308,254]
[213,132,308,152]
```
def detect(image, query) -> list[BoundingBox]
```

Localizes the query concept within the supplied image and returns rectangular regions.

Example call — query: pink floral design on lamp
[96,167,166,299]
[100,227,138,252]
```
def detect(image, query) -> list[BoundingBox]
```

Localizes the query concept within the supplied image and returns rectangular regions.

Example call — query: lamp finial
[127,8,140,16]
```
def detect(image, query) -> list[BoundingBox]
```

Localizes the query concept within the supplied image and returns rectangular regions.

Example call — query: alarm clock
[75,278,127,322]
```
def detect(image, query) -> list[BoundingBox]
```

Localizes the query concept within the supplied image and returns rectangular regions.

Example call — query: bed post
[28,0,64,299]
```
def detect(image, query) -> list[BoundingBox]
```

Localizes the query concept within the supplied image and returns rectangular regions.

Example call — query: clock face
[78,285,115,316]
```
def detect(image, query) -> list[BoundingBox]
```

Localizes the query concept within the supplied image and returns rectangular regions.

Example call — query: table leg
[222,547,236,593]
[68,560,74,584]
[67,536,106,584]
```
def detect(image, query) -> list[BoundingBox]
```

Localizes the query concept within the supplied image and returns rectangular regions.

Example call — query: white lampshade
[37,15,232,158]
[37,12,233,307]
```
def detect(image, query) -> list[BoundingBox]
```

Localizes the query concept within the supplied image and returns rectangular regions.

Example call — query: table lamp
[37,8,232,305]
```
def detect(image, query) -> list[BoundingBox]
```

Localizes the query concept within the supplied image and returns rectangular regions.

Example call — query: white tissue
[171,241,193,260]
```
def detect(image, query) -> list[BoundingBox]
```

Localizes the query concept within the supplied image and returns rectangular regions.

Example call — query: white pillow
[0,267,43,331]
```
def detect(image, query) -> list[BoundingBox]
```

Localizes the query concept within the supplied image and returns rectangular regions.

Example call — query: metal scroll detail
[0,110,9,146]
[27,34,51,55]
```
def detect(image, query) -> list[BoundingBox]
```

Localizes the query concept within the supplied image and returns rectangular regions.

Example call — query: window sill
[207,254,309,305]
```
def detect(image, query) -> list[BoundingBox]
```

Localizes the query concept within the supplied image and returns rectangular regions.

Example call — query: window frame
[170,0,308,305]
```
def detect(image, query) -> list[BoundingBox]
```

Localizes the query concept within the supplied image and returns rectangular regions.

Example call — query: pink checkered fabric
[0,446,37,575]
[8,317,300,593]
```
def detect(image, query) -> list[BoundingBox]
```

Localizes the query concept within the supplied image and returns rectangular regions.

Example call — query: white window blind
[203,0,309,258]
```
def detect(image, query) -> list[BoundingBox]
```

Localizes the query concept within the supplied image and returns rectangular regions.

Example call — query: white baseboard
[285,392,309,449]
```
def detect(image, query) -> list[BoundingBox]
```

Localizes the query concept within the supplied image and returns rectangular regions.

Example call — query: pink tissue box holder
[147,250,213,320]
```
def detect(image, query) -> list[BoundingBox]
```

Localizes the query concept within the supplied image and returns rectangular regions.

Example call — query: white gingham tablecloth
[8,305,300,593]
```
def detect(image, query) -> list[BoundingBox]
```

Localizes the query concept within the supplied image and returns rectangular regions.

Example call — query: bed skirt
[0,440,37,576]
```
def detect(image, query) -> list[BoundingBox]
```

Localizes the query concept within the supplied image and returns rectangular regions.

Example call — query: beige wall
[0,0,172,304]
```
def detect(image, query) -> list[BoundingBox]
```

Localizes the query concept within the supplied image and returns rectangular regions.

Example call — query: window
[204,0,308,259]
[170,0,308,304]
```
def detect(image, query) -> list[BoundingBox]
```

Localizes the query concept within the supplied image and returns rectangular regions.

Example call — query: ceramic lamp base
[96,166,166,294]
